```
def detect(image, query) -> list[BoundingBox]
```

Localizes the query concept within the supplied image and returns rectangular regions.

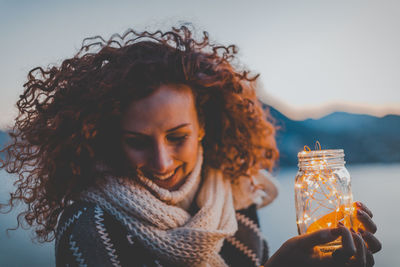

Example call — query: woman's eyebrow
[122,123,191,136]
[166,123,191,133]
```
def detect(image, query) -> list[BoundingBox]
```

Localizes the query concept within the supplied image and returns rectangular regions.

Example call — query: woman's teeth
[151,169,176,180]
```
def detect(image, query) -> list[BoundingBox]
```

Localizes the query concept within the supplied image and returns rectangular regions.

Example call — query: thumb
[298,228,341,249]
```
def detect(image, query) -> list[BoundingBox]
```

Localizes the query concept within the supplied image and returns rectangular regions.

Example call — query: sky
[1,0,400,129]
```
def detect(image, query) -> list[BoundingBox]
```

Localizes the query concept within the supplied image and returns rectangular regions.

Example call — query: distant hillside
[268,107,400,166]
[1,109,400,166]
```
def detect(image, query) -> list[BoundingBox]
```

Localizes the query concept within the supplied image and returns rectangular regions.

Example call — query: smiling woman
[0,25,381,267]
[0,26,279,266]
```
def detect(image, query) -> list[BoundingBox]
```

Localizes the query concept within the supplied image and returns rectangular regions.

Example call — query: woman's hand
[352,202,382,261]
[329,201,382,266]
[264,201,381,267]
[353,202,381,253]
[264,226,349,267]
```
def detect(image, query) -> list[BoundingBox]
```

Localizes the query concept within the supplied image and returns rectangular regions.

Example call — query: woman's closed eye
[166,134,189,143]
[124,137,150,150]
[123,134,189,150]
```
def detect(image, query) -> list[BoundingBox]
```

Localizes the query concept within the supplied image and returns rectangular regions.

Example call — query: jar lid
[297,149,345,168]
[297,149,344,159]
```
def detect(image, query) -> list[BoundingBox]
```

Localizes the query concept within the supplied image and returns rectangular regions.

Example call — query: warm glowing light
[296,143,354,236]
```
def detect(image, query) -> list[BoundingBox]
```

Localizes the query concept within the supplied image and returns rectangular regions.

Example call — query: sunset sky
[1,0,399,129]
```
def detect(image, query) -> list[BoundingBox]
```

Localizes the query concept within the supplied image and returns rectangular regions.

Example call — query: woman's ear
[198,126,205,141]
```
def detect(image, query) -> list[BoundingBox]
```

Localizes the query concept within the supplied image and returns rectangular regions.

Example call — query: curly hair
[0,25,278,242]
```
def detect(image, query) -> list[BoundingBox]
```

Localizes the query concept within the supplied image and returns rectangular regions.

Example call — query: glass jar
[295,149,354,252]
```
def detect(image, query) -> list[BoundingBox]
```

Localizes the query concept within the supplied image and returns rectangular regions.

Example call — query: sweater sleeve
[55,202,146,267]
[219,204,269,267]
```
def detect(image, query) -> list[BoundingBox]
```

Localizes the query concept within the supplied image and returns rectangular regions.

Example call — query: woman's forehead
[121,84,199,133]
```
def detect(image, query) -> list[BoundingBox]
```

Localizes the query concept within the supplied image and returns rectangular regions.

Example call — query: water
[1,164,399,266]
[0,171,54,267]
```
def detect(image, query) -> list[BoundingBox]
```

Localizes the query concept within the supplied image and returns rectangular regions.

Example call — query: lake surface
[1,164,399,266]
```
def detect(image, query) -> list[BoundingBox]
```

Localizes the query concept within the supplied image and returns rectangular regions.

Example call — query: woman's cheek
[123,147,147,168]
[177,137,199,164]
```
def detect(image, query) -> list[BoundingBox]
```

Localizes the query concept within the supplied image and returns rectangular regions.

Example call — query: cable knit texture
[56,146,276,266]
[80,147,237,266]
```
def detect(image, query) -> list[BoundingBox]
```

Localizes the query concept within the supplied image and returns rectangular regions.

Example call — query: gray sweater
[55,201,269,267]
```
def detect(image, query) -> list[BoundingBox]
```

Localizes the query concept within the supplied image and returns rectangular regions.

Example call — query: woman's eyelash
[124,138,149,149]
[167,135,189,142]
[124,135,189,148]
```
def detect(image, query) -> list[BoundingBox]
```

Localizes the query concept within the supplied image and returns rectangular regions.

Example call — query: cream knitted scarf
[81,147,238,266]
[80,146,278,266]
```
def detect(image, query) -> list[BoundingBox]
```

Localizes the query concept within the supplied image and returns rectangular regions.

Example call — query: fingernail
[357,209,363,216]
[331,227,341,236]
[355,202,362,207]
[338,221,344,227]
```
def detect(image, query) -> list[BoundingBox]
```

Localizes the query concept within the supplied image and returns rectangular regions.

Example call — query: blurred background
[1,0,399,266]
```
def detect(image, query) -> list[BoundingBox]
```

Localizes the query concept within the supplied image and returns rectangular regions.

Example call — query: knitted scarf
[80,146,278,266]
[81,147,237,266]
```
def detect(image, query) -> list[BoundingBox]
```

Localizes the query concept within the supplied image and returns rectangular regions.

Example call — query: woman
[1,26,381,266]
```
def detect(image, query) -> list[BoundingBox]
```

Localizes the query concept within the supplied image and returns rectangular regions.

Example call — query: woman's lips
[150,166,183,189]
[151,168,177,180]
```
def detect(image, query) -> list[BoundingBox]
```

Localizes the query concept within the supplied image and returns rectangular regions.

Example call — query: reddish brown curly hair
[0,26,278,242]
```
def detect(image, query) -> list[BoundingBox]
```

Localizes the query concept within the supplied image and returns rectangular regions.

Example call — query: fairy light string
[295,142,354,234]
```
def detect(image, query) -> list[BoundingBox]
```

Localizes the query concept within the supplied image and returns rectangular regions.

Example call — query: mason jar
[295,149,354,252]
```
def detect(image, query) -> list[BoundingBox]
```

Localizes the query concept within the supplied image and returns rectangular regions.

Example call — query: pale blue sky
[1,0,400,129]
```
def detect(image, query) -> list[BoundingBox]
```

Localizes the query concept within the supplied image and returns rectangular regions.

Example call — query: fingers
[354,200,380,262]
[357,209,377,234]
[339,223,357,257]
[331,223,357,264]
[355,202,373,218]
[332,228,374,267]
[366,250,375,267]
[351,228,367,266]
[332,248,351,265]
[349,229,376,267]
[298,228,342,249]
[359,228,382,253]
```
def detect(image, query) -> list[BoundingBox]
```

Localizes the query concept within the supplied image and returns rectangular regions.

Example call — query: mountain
[268,107,400,166]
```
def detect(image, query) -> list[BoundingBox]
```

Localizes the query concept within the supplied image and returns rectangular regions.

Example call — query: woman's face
[121,84,204,190]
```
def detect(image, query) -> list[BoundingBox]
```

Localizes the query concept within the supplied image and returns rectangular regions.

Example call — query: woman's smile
[143,166,184,190]
[149,168,178,180]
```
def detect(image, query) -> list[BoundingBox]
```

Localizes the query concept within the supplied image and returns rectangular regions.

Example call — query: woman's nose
[150,142,174,174]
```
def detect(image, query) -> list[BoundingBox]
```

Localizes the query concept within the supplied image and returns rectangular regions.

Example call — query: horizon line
[256,89,400,121]
[1,104,400,132]
[268,104,400,121]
